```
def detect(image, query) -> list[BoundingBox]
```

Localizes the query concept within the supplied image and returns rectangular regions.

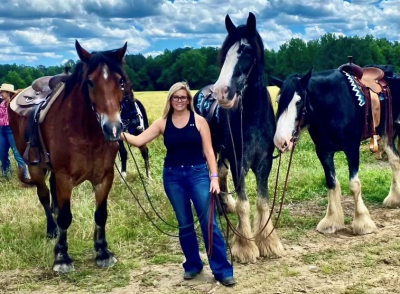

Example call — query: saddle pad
[342,71,366,106]
[196,90,220,123]
[10,83,65,123]
[39,83,65,123]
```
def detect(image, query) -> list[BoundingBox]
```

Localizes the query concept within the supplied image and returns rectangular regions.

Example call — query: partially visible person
[0,83,29,179]
[121,81,235,286]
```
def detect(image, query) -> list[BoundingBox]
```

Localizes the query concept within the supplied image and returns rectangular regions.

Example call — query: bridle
[291,82,309,143]
[211,74,309,251]
[235,58,257,100]
[85,76,126,124]
[221,56,257,196]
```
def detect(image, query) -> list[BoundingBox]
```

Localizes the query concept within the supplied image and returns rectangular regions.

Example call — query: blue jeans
[0,126,27,177]
[163,163,233,281]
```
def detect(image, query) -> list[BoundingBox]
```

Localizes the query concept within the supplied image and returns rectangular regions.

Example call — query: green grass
[0,90,394,292]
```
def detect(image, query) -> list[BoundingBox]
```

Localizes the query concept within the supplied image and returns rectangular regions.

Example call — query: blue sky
[0,0,398,66]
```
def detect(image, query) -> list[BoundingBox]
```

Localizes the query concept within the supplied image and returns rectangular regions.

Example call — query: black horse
[118,91,151,179]
[193,12,284,263]
[272,65,400,236]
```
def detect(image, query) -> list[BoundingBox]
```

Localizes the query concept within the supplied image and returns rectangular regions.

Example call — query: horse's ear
[270,76,283,88]
[246,12,256,35]
[75,40,92,63]
[225,14,236,34]
[300,68,313,90]
[115,42,128,62]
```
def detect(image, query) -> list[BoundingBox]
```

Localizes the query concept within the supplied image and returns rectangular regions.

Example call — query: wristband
[210,173,219,178]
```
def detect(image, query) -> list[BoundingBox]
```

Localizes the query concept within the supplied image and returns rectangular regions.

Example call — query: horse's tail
[135,99,149,129]
[18,166,35,188]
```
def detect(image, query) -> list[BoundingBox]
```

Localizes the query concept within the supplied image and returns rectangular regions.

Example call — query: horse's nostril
[223,86,230,95]
[282,141,288,148]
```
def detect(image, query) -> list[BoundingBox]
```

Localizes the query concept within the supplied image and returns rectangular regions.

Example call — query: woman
[0,83,28,179]
[121,81,235,286]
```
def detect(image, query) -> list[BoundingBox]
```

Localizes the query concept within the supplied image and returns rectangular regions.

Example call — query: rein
[86,84,207,238]
[218,59,255,196]
[116,134,209,239]
[213,79,308,244]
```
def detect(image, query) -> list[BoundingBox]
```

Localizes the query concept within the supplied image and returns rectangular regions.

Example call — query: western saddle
[338,56,394,153]
[10,67,71,167]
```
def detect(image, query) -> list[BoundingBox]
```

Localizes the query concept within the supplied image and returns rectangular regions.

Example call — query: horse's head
[75,40,129,141]
[120,90,142,133]
[273,69,313,152]
[214,12,263,109]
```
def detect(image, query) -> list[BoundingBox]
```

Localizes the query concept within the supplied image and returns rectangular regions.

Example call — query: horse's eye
[296,100,301,106]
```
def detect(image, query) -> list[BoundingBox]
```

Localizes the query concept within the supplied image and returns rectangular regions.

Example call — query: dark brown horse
[8,40,129,273]
[118,91,151,180]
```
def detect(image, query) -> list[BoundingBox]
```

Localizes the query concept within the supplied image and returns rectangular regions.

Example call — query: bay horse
[272,66,400,236]
[193,12,284,263]
[118,91,151,179]
[8,40,129,272]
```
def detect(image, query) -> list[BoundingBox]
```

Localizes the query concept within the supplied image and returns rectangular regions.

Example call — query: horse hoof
[53,263,75,273]
[96,255,117,268]
[121,172,127,179]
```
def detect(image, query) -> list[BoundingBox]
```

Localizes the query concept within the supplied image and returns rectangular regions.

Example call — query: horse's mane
[218,25,264,68]
[64,51,129,100]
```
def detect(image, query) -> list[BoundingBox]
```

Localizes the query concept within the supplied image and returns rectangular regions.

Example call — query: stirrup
[369,135,379,153]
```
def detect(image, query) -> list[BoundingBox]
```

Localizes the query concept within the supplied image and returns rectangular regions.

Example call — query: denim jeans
[163,163,233,281]
[0,126,27,177]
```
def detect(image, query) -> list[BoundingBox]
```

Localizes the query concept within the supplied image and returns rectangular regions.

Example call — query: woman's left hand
[210,177,220,194]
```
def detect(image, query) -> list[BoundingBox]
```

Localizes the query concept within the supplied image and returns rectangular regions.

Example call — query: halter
[88,82,126,125]
[235,58,257,101]
[291,83,309,143]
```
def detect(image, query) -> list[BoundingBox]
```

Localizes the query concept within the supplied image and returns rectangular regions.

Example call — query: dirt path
[6,199,400,294]
[104,200,400,294]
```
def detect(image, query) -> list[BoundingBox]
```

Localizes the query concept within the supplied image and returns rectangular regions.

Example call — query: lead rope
[207,191,216,257]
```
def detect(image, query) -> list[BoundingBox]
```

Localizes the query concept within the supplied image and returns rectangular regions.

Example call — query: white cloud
[14,28,59,45]
[0,0,398,65]
[42,52,63,58]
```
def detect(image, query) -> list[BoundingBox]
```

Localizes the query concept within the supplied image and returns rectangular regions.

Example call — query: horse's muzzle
[214,85,241,110]
[102,120,122,142]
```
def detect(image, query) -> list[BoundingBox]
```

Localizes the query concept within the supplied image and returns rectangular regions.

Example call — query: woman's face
[170,89,189,112]
[0,91,11,102]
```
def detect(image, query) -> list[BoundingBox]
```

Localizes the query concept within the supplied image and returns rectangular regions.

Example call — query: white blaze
[103,66,109,80]
[214,39,247,89]
[274,92,301,151]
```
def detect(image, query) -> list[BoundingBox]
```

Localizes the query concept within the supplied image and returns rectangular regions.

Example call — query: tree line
[1,33,399,91]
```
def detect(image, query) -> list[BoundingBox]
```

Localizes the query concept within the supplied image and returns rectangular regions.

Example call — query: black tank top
[163,111,205,167]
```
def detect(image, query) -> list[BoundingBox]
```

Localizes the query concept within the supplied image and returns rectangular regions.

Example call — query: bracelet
[210,173,219,178]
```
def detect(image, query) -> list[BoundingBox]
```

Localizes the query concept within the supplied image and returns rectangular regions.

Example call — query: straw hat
[0,83,16,94]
